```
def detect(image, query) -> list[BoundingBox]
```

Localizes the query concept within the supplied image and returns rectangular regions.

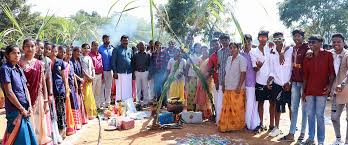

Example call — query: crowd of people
[0,29,348,145]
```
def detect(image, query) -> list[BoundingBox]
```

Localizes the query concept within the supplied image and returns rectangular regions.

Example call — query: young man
[251,30,272,132]
[133,41,151,107]
[150,41,170,106]
[279,29,309,143]
[98,35,114,104]
[267,32,293,137]
[207,38,220,122]
[216,34,231,123]
[330,33,348,145]
[303,35,335,145]
[111,35,134,102]
[241,34,260,130]
[89,41,106,109]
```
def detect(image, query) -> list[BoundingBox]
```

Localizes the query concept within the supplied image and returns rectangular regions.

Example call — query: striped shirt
[217,47,232,85]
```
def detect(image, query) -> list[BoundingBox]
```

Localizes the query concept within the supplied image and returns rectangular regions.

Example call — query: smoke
[99,14,138,47]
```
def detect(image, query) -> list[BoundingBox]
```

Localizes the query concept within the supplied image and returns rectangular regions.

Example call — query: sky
[27,0,291,44]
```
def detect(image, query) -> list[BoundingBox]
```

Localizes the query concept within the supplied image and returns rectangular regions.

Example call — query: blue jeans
[289,82,307,134]
[306,96,327,144]
[153,70,167,105]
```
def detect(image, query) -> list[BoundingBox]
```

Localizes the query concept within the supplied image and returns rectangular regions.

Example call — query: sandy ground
[0,100,345,145]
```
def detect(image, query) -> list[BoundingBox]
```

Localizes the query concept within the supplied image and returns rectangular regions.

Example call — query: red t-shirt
[303,49,334,96]
[208,52,218,85]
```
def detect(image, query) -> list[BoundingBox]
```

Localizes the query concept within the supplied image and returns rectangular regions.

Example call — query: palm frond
[107,0,121,18]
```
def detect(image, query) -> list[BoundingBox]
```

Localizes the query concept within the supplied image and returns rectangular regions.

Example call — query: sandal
[278,134,295,142]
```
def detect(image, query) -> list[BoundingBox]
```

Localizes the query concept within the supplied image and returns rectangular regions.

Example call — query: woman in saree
[1,45,38,145]
[194,46,212,120]
[167,52,186,102]
[71,46,88,125]
[57,46,75,136]
[81,43,97,120]
[19,39,51,144]
[64,47,82,130]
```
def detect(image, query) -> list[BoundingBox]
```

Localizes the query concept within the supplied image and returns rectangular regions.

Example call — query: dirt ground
[0,100,344,145]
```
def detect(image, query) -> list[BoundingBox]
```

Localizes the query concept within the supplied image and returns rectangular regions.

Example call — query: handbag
[181,111,203,124]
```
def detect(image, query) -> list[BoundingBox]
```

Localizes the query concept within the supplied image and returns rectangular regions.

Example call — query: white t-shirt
[188,54,202,77]
[269,47,293,86]
[251,46,271,85]
[81,55,95,76]
[167,58,186,81]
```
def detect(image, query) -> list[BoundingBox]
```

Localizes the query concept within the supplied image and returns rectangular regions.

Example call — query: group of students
[0,39,102,145]
[210,30,348,145]
[1,29,348,145]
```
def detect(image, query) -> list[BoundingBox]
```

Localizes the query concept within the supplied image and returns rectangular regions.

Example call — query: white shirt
[251,46,271,85]
[331,49,347,76]
[81,55,95,76]
[167,58,186,81]
[269,47,293,86]
[187,54,202,77]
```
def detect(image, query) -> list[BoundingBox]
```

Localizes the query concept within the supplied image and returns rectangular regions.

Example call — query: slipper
[104,126,117,131]
[278,135,295,142]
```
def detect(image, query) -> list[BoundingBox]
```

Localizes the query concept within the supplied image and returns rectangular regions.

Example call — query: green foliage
[279,0,348,42]
[158,0,226,45]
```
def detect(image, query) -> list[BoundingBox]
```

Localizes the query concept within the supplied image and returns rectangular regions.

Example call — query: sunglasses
[308,40,319,44]
[273,38,284,42]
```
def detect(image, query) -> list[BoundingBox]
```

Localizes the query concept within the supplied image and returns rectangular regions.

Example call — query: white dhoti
[214,84,223,124]
[245,87,260,130]
[93,74,105,108]
[148,79,154,100]
[116,73,133,101]
[103,71,113,104]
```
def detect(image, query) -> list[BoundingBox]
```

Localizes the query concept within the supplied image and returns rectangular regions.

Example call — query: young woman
[1,45,38,145]
[194,46,212,120]
[57,46,75,136]
[50,44,69,138]
[71,46,88,125]
[19,39,51,144]
[44,43,63,144]
[186,46,202,111]
[167,51,186,102]
[64,47,81,130]
[218,43,247,132]
[81,43,97,120]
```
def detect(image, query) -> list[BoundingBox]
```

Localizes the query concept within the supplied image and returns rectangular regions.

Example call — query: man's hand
[113,73,118,79]
[301,94,306,102]
[305,49,313,58]
[336,84,343,92]
[283,82,291,92]
[323,85,331,95]
[256,61,264,69]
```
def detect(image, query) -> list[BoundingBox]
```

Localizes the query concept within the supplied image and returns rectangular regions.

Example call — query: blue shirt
[98,44,114,71]
[52,58,66,95]
[0,62,29,112]
[111,45,133,74]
